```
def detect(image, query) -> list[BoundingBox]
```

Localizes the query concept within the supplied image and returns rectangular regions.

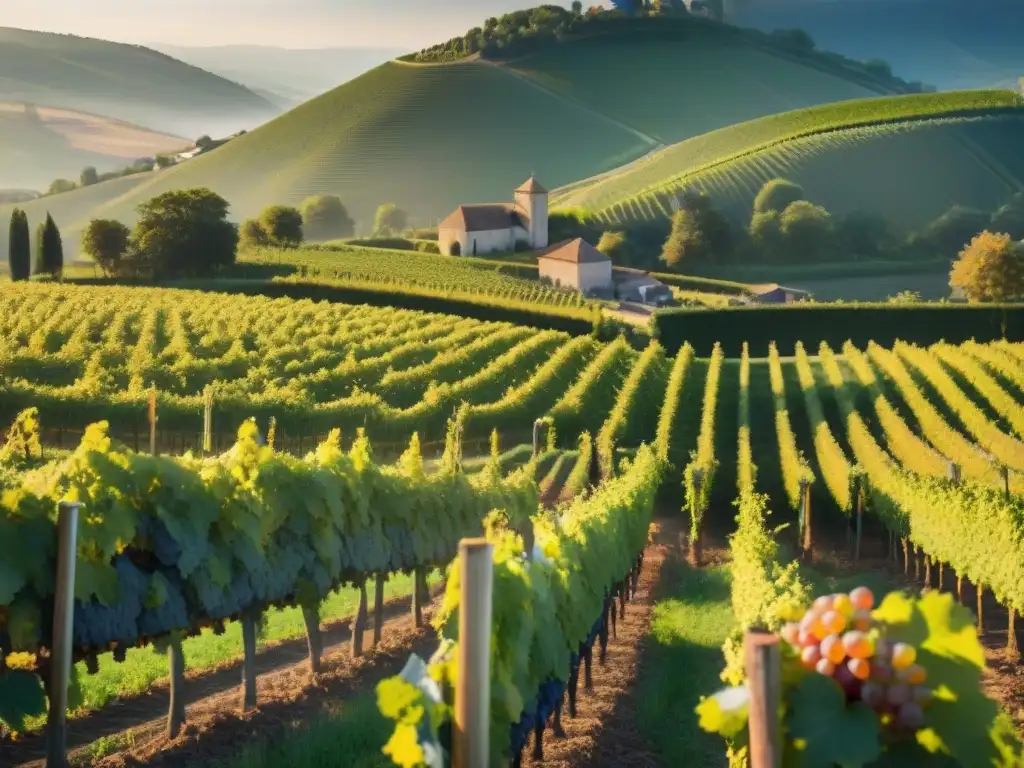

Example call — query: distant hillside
[733,0,1024,91]
[0,27,281,138]
[554,90,1024,231]
[0,102,189,190]
[5,15,898,261]
[150,44,407,105]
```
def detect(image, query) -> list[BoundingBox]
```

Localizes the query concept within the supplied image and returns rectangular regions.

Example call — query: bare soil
[4,587,442,768]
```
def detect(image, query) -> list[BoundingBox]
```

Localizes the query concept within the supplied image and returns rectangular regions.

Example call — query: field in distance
[0,27,280,140]
[0,101,190,190]
[553,90,1024,231]
[2,15,893,259]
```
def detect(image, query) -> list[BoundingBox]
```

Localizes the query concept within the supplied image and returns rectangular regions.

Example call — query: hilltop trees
[81,219,131,277]
[374,204,408,237]
[753,179,806,215]
[259,205,304,248]
[33,214,64,278]
[300,195,355,241]
[130,188,237,278]
[661,191,732,269]
[950,231,1024,302]
[7,209,31,281]
[80,167,99,187]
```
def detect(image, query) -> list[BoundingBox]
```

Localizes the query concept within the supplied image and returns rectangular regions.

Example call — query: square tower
[514,176,549,250]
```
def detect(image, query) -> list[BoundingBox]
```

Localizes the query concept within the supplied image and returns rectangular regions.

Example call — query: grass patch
[638,561,735,768]
[217,691,392,768]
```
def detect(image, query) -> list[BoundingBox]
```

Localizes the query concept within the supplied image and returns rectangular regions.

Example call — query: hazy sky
[0,1,575,50]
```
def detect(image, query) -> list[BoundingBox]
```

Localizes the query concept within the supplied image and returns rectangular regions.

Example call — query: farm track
[5,586,445,768]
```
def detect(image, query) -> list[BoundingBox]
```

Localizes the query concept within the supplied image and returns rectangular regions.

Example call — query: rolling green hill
[0,102,189,190]
[553,90,1024,230]
[0,28,280,139]
[0,20,888,261]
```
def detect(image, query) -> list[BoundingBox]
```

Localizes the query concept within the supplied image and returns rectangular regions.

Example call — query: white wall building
[438,176,549,257]
[537,238,612,295]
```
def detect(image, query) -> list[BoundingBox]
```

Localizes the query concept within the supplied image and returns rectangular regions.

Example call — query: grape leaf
[0,669,46,732]
[381,721,426,768]
[788,673,882,767]
[874,590,1006,765]
[695,686,750,739]
[377,676,423,721]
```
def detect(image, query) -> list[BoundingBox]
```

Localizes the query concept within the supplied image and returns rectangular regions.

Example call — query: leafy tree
[196,135,214,150]
[571,0,583,14]
[597,230,633,265]
[81,219,131,277]
[950,231,1024,302]
[47,178,76,196]
[661,192,733,269]
[374,203,408,237]
[258,205,304,248]
[80,167,99,186]
[753,179,806,215]
[749,210,786,262]
[863,59,894,80]
[7,209,30,281]
[299,195,355,241]
[779,201,834,262]
[33,214,64,277]
[238,218,271,252]
[131,188,237,279]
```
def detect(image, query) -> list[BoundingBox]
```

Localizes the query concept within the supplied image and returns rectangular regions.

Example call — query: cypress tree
[33,221,46,275]
[8,209,30,281]
[44,213,64,277]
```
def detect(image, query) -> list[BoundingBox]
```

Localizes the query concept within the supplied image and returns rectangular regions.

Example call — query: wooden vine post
[148,386,158,456]
[745,630,782,768]
[853,475,864,563]
[45,501,79,768]
[453,539,493,768]
[167,635,186,738]
[689,468,704,566]
[1008,607,1019,661]
[799,478,812,561]
[412,567,425,628]
[202,385,213,455]
[240,612,258,712]
[977,584,985,634]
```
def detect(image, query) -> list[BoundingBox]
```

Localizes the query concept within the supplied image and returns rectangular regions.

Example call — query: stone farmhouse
[438,176,549,256]
[537,238,613,295]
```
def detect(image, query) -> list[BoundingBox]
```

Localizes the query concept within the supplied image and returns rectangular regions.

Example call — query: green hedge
[652,304,1024,356]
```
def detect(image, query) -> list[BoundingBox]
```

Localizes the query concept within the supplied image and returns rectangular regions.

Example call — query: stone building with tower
[438,176,549,257]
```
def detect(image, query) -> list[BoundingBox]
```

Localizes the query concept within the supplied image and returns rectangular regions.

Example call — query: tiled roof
[439,204,526,233]
[515,176,548,194]
[537,238,609,265]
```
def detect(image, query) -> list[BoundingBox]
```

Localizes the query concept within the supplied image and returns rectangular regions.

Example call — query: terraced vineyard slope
[554,90,1024,229]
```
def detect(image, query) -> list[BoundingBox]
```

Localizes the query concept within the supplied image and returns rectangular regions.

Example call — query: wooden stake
[167,638,186,738]
[924,555,932,589]
[1008,607,1019,661]
[977,584,985,634]
[453,539,493,768]
[148,387,157,455]
[45,502,79,768]
[241,614,257,712]
[373,575,385,647]
[412,567,424,628]
[745,630,782,768]
[957,573,964,603]
[583,643,593,690]
[351,580,368,658]
[902,538,909,574]
[801,482,813,561]
[938,562,944,591]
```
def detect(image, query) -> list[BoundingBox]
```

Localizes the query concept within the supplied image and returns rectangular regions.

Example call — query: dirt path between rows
[519,517,686,768]
[5,587,443,768]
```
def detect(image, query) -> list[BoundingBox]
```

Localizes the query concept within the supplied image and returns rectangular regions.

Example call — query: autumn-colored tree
[949,231,1024,302]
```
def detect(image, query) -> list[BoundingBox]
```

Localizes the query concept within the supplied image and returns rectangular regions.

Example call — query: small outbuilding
[748,283,810,304]
[536,238,612,295]
[614,272,673,305]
